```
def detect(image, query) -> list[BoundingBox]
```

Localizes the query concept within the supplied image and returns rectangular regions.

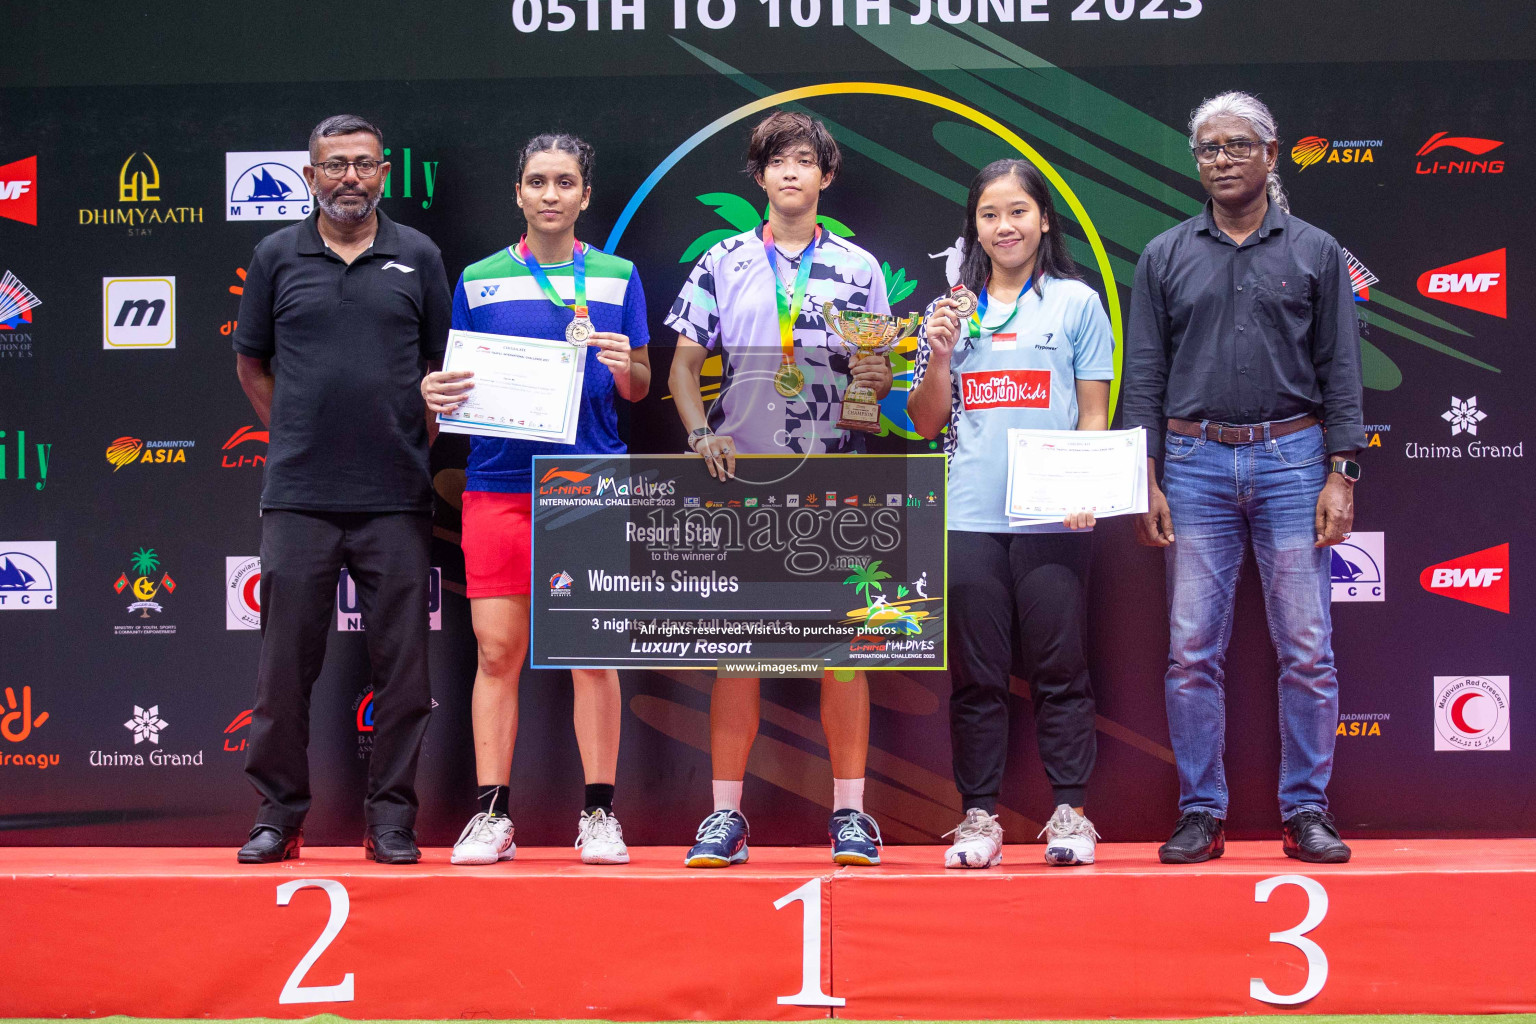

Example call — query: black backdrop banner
[1,1,1532,847]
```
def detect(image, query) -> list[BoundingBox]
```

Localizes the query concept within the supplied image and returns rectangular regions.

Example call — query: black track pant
[245,510,432,829]
[947,530,1097,812]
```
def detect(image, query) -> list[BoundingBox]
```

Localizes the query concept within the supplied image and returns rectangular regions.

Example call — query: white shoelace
[835,812,882,846]
[576,810,624,849]
[694,809,743,844]
[1038,809,1101,841]
[457,812,507,847]
[942,810,1002,843]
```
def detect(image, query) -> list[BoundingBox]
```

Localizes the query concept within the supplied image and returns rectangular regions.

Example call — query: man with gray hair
[1123,91,1363,864]
[233,115,452,864]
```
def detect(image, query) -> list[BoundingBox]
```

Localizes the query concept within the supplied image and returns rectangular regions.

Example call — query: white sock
[712,779,743,813]
[833,777,865,813]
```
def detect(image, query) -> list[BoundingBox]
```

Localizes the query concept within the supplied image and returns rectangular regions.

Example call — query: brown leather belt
[1167,415,1319,445]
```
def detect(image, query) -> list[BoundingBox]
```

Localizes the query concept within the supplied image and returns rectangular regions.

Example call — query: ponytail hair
[1188,91,1289,213]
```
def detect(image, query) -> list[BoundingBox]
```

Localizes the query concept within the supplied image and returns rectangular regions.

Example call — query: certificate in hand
[1004,427,1148,525]
[436,329,585,444]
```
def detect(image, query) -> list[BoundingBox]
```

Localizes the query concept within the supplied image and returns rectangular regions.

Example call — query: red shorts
[461,490,533,598]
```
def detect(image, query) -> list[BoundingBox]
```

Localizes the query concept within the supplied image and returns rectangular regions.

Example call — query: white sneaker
[451,812,515,865]
[942,808,1003,869]
[576,808,630,864]
[1040,803,1099,866]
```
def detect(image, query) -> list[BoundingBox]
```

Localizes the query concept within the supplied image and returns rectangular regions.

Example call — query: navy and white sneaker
[685,809,749,868]
[830,808,883,865]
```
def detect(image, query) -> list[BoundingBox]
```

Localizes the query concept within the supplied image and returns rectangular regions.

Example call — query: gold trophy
[822,302,923,433]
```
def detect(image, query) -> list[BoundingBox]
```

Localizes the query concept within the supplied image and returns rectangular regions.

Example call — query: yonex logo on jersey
[480,284,499,297]
[734,260,753,272]
[960,369,1050,411]
[382,261,415,274]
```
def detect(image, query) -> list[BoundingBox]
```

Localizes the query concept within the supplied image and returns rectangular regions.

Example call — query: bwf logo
[103,277,175,349]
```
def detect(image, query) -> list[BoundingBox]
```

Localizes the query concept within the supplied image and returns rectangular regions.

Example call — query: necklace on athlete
[762,222,820,398]
[964,276,1032,341]
[515,235,593,344]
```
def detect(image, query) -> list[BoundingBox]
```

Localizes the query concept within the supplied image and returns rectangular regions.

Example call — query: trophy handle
[821,301,846,340]
[895,314,924,342]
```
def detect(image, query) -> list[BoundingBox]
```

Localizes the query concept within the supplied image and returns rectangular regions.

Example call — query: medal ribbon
[762,223,820,366]
[516,236,587,319]
[965,277,1031,339]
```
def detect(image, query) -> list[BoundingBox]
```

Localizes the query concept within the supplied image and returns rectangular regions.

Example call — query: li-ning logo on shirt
[1035,332,1057,351]
[382,261,415,274]
[480,284,499,297]
[960,369,1051,411]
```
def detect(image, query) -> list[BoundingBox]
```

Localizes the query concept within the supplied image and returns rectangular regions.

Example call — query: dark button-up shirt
[1122,200,1365,455]
[234,210,452,512]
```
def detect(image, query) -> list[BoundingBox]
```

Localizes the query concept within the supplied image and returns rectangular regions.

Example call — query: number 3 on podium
[1251,874,1329,1006]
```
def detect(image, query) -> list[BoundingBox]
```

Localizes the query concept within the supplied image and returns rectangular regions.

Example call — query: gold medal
[773,360,805,398]
[566,305,594,344]
[950,284,978,318]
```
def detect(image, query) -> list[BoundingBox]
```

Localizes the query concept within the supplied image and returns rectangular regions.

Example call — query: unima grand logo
[1433,675,1510,751]
[1417,249,1505,318]
[225,151,312,221]
[959,369,1050,411]
[226,556,261,629]
[1415,133,1504,175]
[0,156,37,226]
[0,542,56,610]
[1420,543,1509,613]
[103,277,176,349]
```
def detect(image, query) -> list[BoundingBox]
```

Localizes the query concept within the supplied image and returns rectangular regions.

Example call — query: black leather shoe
[1158,810,1225,864]
[238,824,303,864]
[365,824,420,864]
[1283,809,1351,863]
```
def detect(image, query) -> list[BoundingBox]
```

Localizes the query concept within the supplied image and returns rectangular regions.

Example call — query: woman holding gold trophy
[908,159,1115,868]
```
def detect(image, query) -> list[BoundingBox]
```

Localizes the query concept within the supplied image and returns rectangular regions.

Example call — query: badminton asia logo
[1290,136,1381,170]
[105,435,194,470]
[112,546,177,636]
[1433,676,1510,751]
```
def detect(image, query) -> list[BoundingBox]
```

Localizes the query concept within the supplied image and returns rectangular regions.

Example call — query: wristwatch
[1329,456,1361,482]
[687,427,713,452]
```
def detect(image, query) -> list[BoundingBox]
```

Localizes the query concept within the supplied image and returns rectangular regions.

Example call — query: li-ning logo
[538,466,593,495]
[383,261,415,274]
[960,369,1050,411]
[1415,133,1504,175]
[221,425,268,469]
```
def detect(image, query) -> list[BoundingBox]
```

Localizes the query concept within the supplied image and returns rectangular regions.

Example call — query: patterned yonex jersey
[665,226,891,455]
[913,275,1115,534]
[455,244,649,493]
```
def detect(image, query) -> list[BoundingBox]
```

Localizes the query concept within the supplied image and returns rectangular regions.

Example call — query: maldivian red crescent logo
[1291,136,1330,171]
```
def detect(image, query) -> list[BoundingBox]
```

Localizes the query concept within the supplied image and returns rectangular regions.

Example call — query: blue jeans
[1162,422,1338,820]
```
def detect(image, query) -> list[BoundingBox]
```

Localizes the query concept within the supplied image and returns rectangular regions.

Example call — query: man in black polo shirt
[232,114,451,865]
[1123,91,1363,866]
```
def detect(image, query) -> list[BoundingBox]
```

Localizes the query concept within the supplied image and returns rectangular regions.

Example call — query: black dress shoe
[1158,810,1225,864]
[238,824,303,864]
[365,824,420,864]
[1283,810,1352,863]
